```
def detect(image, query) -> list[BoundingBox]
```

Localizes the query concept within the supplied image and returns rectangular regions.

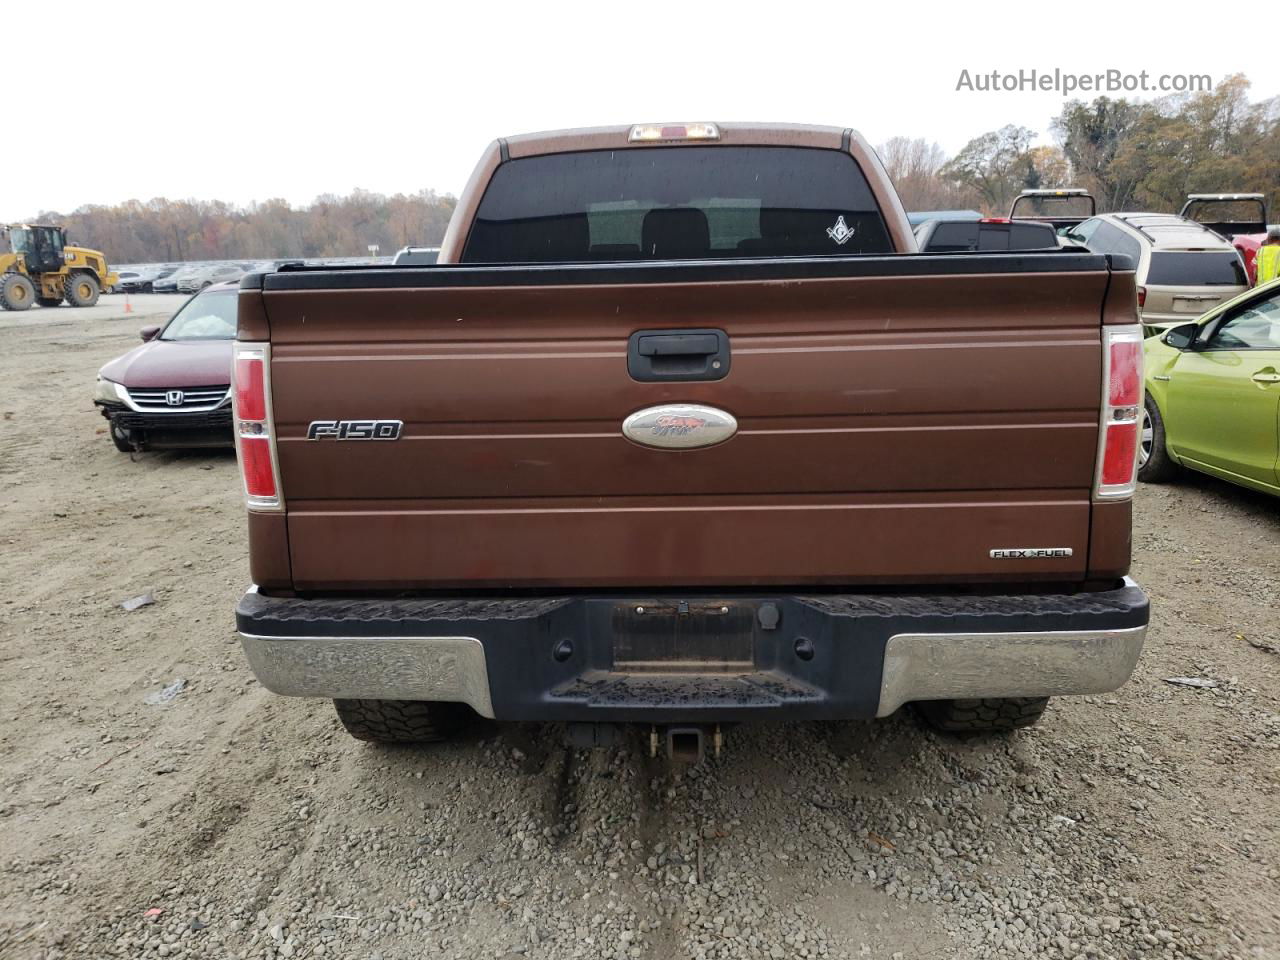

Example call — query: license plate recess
[611,601,755,672]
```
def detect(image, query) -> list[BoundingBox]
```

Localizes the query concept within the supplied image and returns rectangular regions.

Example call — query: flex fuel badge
[989,548,1074,559]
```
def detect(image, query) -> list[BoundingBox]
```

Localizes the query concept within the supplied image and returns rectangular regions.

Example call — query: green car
[1141,277,1280,496]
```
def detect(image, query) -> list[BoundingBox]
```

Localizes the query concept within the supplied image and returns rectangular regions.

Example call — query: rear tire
[1138,395,1178,484]
[916,696,1049,733]
[0,273,36,311]
[333,698,473,744]
[64,272,101,307]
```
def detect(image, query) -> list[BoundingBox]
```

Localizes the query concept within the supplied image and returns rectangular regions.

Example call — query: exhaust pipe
[651,725,722,763]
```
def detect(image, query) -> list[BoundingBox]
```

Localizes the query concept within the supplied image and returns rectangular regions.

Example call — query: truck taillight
[233,343,282,512]
[1095,326,1143,500]
[234,353,266,420]
[1136,285,1146,308]
[240,435,277,498]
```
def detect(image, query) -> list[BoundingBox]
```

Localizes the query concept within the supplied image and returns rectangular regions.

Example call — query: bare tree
[877,138,982,211]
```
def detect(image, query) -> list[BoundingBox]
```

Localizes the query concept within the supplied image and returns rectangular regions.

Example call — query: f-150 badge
[622,404,737,450]
[826,215,856,245]
[306,419,403,440]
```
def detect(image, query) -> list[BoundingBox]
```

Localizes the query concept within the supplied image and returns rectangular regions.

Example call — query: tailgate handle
[628,328,730,382]
[638,334,719,357]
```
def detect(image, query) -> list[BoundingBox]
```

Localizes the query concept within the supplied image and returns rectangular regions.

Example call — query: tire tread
[0,273,36,311]
[917,696,1049,733]
[332,698,470,744]
[63,271,101,307]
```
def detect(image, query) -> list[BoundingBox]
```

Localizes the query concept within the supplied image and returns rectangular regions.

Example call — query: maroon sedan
[93,282,237,451]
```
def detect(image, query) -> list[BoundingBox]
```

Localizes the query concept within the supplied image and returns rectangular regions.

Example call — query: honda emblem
[166,390,184,406]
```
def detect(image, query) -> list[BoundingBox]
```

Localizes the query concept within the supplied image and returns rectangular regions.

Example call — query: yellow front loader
[0,224,118,310]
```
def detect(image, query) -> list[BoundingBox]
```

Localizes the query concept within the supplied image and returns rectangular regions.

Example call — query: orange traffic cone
[124,295,132,314]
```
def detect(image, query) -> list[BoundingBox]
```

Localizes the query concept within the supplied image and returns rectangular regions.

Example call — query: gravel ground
[1,303,1278,960]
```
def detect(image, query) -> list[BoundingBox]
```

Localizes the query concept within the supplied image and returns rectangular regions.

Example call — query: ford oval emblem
[621,404,738,450]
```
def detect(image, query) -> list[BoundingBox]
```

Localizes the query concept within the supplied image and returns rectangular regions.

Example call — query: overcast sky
[7,0,1276,222]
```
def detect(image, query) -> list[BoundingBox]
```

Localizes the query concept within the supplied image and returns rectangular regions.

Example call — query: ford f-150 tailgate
[240,253,1134,591]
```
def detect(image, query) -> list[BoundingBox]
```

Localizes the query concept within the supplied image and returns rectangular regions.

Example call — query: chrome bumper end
[239,633,496,719]
[876,624,1147,717]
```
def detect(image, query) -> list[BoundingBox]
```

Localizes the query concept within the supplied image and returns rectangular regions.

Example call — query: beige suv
[1067,214,1248,335]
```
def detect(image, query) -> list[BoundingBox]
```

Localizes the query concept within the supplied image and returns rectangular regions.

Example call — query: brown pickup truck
[232,122,1149,759]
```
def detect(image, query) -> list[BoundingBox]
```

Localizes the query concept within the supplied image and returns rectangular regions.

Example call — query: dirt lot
[1,301,1278,960]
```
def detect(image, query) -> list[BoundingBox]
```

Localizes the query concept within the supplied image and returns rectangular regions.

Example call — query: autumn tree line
[28,75,1279,264]
[37,189,457,265]
[882,74,1278,217]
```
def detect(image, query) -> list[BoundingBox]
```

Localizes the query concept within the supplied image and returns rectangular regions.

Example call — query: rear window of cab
[463,146,893,263]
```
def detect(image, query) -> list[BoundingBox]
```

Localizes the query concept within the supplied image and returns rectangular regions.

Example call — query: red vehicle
[1231,232,1276,285]
[92,283,236,451]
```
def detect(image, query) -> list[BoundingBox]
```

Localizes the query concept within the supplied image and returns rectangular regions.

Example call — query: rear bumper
[236,579,1148,723]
